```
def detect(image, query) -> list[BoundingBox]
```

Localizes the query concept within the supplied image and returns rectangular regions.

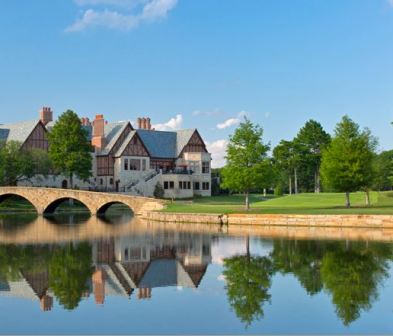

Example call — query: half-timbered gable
[21,121,48,151]
[116,132,150,157]
[96,122,133,176]
[178,130,207,157]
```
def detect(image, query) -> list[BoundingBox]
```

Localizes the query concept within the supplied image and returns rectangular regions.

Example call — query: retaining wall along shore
[143,212,393,228]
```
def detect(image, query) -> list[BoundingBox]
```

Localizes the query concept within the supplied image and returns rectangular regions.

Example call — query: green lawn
[163,191,393,215]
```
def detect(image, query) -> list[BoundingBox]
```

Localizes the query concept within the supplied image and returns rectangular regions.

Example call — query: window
[164,181,169,190]
[109,178,114,185]
[100,178,103,185]
[169,181,174,189]
[124,158,129,170]
[202,182,210,190]
[202,162,210,174]
[194,182,200,190]
[187,181,191,189]
[130,159,140,171]
[142,159,146,171]
[179,181,183,189]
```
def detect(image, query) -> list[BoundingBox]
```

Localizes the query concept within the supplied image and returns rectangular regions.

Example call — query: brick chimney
[146,117,151,130]
[80,117,91,126]
[138,287,152,300]
[137,117,142,129]
[92,114,106,150]
[40,295,53,312]
[39,107,53,126]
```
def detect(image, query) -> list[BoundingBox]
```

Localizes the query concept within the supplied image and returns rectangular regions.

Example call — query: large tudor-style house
[0,107,212,198]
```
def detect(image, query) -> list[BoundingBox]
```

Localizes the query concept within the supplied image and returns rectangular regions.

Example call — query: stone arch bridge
[0,187,166,216]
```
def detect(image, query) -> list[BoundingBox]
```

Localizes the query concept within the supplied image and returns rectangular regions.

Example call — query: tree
[0,141,51,186]
[320,116,376,208]
[373,150,393,191]
[294,120,331,193]
[273,140,301,194]
[48,110,92,189]
[153,182,164,199]
[221,118,271,210]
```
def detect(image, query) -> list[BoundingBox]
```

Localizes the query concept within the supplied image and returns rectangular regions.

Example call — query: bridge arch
[96,201,133,216]
[43,197,92,215]
[0,193,39,213]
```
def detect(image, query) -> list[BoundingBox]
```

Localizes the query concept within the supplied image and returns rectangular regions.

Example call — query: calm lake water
[0,212,393,334]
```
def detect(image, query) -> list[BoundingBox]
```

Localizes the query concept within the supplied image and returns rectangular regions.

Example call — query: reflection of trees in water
[49,243,93,310]
[271,240,393,326]
[223,236,273,327]
[223,254,273,327]
[0,242,93,310]
[223,239,393,327]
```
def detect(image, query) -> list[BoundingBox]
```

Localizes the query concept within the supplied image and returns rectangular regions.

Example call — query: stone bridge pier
[0,187,166,216]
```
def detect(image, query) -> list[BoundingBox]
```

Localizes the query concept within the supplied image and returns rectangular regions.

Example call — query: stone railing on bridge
[0,187,166,216]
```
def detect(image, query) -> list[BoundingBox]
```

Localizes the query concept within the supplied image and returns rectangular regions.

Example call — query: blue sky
[1,0,393,167]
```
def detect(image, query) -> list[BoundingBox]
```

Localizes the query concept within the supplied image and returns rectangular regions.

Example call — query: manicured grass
[163,191,393,215]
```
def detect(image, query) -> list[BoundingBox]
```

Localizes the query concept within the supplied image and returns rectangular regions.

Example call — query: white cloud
[142,0,177,20]
[152,114,183,131]
[206,139,228,168]
[216,111,248,130]
[66,9,139,32]
[66,0,177,32]
[216,118,240,130]
[74,0,144,7]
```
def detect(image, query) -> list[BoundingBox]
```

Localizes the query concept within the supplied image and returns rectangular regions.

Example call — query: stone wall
[227,214,393,228]
[143,212,393,228]
[143,211,226,224]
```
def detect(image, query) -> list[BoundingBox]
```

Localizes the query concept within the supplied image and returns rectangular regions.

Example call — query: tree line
[220,116,393,209]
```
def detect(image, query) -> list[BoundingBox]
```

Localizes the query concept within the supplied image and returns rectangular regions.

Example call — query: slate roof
[136,128,197,159]
[0,120,40,144]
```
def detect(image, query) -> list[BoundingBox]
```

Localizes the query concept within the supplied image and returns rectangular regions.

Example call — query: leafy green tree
[320,116,376,207]
[221,118,271,209]
[153,182,164,199]
[273,140,301,194]
[0,141,51,186]
[49,242,93,310]
[294,120,331,193]
[48,110,92,189]
[373,150,393,191]
[223,253,273,327]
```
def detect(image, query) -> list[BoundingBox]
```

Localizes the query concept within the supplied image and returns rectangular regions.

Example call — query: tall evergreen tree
[221,118,272,210]
[320,116,376,208]
[48,110,92,189]
[294,120,331,193]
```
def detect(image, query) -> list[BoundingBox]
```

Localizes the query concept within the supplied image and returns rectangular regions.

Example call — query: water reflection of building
[0,232,212,310]
[91,232,212,304]
[0,270,53,311]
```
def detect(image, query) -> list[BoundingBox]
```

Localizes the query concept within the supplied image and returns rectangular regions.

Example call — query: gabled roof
[136,128,199,159]
[99,121,130,155]
[176,129,196,156]
[0,120,41,144]
[114,130,137,157]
